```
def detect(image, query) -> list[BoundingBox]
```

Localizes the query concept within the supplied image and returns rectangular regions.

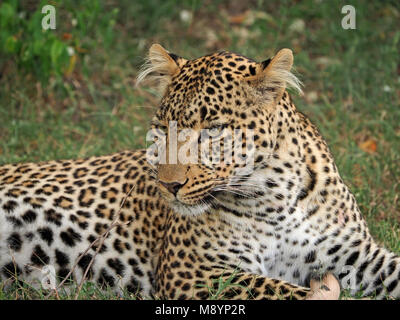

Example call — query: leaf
[359,139,377,154]
[0,3,15,28]
[50,40,65,66]
[4,35,17,53]
[64,54,77,77]
[62,33,73,40]
[229,11,248,25]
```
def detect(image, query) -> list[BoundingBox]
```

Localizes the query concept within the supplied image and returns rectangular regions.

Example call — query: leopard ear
[136,44,187,93]
[245,49,302,106]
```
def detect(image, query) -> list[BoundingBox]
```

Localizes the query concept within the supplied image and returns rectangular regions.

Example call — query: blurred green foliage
[0,0,118,85]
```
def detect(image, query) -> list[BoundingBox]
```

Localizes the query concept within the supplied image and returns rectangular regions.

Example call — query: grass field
[0,0,399,299]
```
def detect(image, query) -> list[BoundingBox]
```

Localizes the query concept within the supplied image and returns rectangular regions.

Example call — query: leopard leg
[156,268,339,300]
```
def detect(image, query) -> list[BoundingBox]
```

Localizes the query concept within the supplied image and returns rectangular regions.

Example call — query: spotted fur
[0,45,399,300]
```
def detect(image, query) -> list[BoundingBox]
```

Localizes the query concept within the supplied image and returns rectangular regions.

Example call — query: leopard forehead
[155,51,261,127]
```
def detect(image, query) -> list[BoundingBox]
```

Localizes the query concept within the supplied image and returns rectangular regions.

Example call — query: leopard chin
[168,200,211,216]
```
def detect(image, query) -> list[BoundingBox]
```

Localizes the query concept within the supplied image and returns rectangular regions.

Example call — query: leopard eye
[206,124,225,138]
[151,124,167,135]
[156,125,167,133]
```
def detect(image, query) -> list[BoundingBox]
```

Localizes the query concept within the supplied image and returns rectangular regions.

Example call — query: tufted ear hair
[245,48,302,106]
[136,44,187,94]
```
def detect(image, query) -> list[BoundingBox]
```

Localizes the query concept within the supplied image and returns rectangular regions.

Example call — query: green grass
[0,279,143,300]
[0,0,399,299]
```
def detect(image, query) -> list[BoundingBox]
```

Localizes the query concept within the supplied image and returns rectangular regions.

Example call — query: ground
[0,0,399,299]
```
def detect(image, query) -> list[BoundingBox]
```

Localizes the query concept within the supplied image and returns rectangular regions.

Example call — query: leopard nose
[160,181,185,196]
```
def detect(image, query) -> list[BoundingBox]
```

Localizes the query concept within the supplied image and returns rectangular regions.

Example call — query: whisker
[212,187,258,199]
[205,191,224,206]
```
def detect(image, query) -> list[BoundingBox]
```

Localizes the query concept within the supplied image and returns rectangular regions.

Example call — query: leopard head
[138,44,301,216]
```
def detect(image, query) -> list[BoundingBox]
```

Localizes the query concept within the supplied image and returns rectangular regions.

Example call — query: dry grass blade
[74,184,136,299]
[45,184,136,299]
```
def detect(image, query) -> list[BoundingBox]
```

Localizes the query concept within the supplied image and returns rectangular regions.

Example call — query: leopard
[0,44,399,300]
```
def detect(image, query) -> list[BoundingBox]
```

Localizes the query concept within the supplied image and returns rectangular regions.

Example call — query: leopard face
[139,45,301,216]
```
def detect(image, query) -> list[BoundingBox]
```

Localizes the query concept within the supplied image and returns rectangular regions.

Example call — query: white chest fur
[218,205,323,286]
